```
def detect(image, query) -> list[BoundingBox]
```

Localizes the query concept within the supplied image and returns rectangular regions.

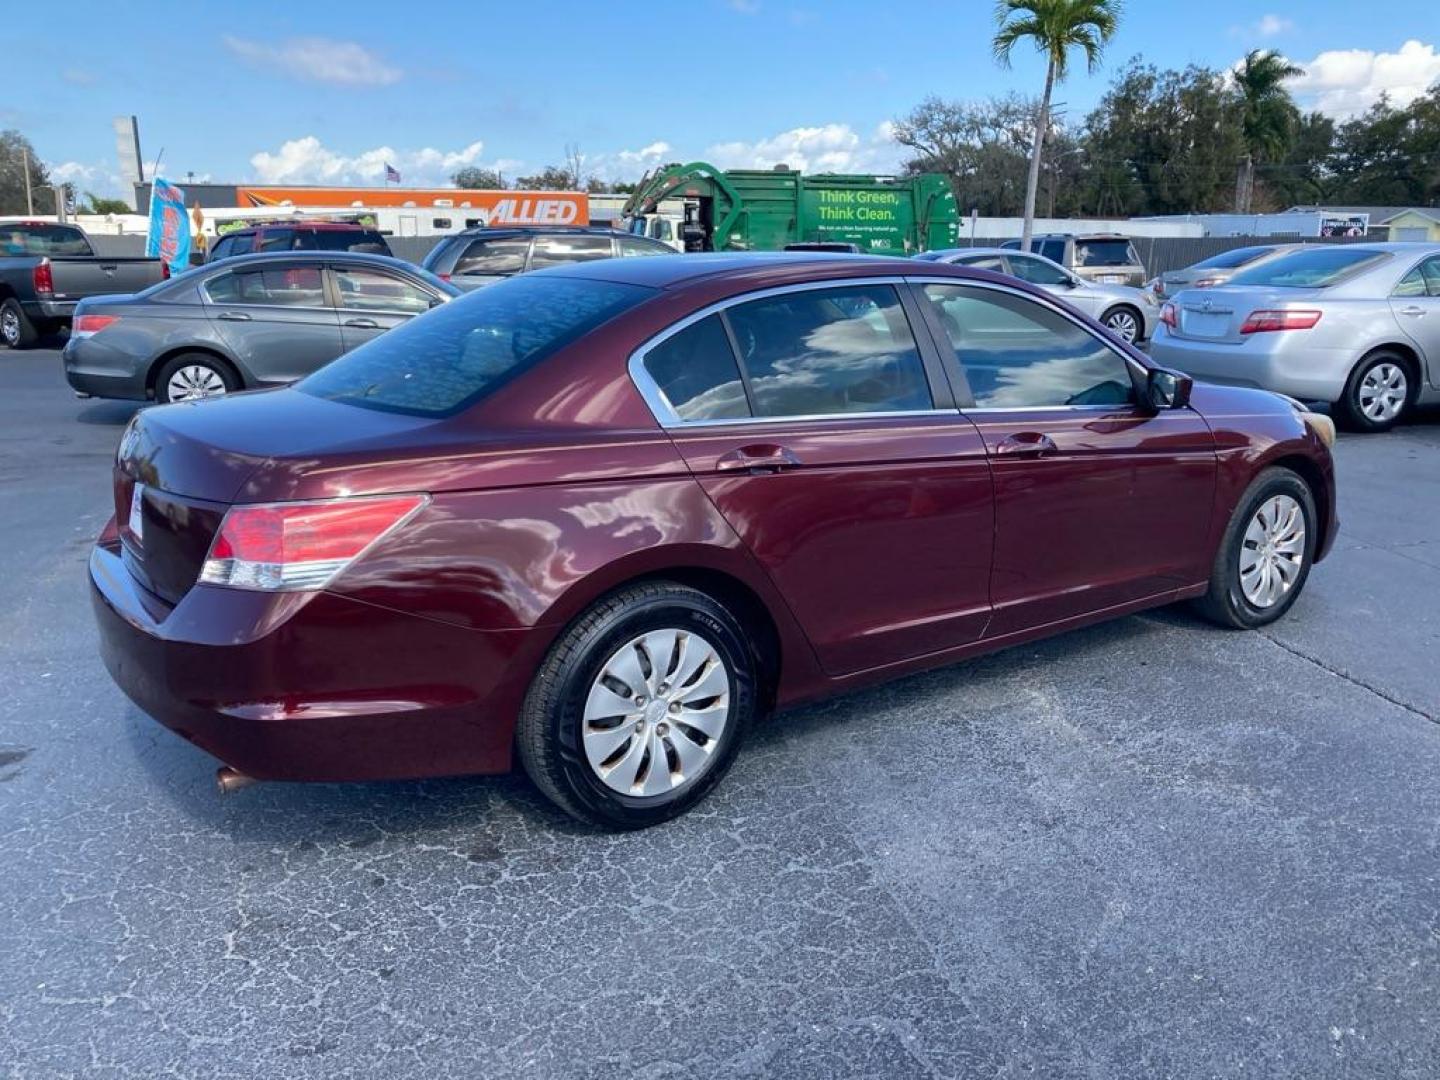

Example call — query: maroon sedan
[91,253,1338,827]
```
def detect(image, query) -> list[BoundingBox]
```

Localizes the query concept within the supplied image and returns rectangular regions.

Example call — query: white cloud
[616,141,673,166]
[46,160,130,202]
[1255,14,1293,37]
[1287,39,1440,118]
[248,136,494,185]
[705,122,901,174]
[223,36,402,86]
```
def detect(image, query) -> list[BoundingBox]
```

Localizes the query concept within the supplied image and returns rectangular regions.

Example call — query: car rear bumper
[1151,330,1353,403]
[90,540,537,781]
[23,298,77,323]
[62,336,149,400]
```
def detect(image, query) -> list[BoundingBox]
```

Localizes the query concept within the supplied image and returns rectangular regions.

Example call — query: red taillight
[72,314,119,338]
[32,259,53,296]
[436,272,451,282]
[97,514,121,547]
[1159,302,1177,330]
[201,495,427,591]
[1240,309,1322,334]
[161,261,171,280]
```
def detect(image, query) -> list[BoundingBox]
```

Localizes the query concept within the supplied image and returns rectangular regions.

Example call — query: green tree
[514,165,581,190]
[1260,111,1336,209]
[0,130,55,214]
[992,0,1121,249]
[1232,49,1304,213]
[451,166,507,189]
[84,192,133,214]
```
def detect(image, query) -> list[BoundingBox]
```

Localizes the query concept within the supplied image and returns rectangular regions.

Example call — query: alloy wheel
[1104,309,1139,342]
[582,628,730,798]
[1239,494,1306,609]
[1358,362,1407,423]
[166,364,227,402]
[0,308,19,346]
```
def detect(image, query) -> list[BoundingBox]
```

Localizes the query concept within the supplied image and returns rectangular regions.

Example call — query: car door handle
[344,317,380,329]
[714,444,802,473]
[216,311,251,322]
[1399,306,1426,317]
[995,432,1059,458]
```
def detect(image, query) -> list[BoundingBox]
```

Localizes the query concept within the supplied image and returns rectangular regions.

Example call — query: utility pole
[22,145,34,214]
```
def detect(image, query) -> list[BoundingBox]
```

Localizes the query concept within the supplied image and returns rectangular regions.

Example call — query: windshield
[1228,247,1388,288]
[1,224,91,256]
[1190,245,1275,271]
[1075,239,1138,267]
[299,274,653,417]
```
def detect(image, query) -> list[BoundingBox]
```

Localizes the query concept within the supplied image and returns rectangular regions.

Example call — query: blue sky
[5,0,1439,199]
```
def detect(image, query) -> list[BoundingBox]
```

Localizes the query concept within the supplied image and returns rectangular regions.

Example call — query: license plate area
[1181,309,1231,338]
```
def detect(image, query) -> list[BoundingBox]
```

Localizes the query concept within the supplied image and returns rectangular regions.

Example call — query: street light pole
[22,145,34,215]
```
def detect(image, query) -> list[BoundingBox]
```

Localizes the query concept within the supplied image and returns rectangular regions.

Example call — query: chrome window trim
[903,273,1151,386]
[627,276,955,429]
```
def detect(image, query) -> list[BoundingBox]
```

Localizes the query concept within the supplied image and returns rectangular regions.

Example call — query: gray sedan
[915,247,1159,343]
[1149,243,1308,299]
[62,251,459,403]
[1151,243,1440,431]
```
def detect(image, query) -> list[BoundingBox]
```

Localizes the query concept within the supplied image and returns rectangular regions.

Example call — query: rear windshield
[1191,245,1274,271]
[1074,239,1139,267]
[1,224,92,256]
[298,274,652,417]
[1228,247,1388,288]
[299,229,390,254]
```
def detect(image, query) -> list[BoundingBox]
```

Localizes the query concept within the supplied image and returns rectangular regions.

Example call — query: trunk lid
[1167,286,1326,344]
[113,388,437,604]
[47,256,166,302]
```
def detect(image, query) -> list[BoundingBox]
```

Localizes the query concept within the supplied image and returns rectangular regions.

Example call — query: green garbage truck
[620,162,959,255]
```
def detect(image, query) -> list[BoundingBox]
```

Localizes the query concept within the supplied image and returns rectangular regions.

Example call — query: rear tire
[516,582,758,829]
[154,353,238,403]
[1194,467,1316,629]
[0,298,37,349]
[1338,350,1412,432]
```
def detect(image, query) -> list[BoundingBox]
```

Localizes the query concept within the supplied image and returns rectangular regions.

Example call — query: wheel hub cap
[582,628,731,798]
[1359,363,1406,422]
[167,365,226,401]
[1239,494,1306,609]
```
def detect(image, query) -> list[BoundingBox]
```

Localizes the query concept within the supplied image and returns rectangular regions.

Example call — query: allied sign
[232,186,589,227]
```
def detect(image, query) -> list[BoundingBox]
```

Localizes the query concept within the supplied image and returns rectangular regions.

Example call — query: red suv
[207,222,391,263]
[90,254,1338,827]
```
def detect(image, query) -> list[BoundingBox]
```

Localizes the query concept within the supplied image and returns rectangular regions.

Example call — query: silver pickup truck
[0,222,168,348]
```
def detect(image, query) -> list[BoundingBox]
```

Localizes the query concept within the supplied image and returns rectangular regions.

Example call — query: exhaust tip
[216,766,256,795]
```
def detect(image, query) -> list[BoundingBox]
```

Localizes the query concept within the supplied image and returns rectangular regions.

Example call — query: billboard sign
[232,186,588,227]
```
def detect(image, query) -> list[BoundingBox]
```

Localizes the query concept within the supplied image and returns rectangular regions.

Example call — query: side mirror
[1146,366,1193,410]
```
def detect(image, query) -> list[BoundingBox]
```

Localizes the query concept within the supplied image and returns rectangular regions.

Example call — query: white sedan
[916,246,1159,344]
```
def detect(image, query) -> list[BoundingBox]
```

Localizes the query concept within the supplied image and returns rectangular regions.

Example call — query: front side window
[642,315,751,421]
[529,235,614,269]
[725,285,933,418]
[956,255,1006,271]
[1006,255,1071,286]
[205,266,326,307]
[299,275,652,416]
[334,268,434,313]
[455,237,529,276]
[922,284,1134,409]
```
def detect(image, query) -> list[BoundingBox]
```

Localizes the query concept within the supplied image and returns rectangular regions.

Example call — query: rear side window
[226,233,255,256]
[1037,239,1066,262]
[725,285,933,417]
[530,235,614,269]
[618,236,668,258]
[299,275,652,416]
[0,224,91,256]
[1193,245,1273,271]
[206,266,326,307]
[642,315,751,421]
[922,284,1133,408]
[1229,248,1387,288]
[1395,257,1440,298]
[304,229,390,254]
[454,237,528,276]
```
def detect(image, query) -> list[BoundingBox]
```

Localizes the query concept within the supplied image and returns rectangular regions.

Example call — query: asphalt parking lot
[3,345,1439,1079]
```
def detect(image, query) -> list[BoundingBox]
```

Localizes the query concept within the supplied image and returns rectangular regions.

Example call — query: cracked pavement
[3,348,1439,1079]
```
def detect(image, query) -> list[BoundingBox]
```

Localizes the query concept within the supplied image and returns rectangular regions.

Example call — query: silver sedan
[1151,243,1440,431]
[916,247,1159,343]
[1148,243,1309,299]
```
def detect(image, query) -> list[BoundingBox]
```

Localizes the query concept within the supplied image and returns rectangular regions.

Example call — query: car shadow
[74,400,143,426]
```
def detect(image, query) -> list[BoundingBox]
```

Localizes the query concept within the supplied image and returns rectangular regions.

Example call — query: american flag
[384,163,401,184]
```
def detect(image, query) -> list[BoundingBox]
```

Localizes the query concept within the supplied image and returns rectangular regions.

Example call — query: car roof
[451,226,636,239]
[203,250,425,273]
[537,250,993,290]
[229,221,374,232]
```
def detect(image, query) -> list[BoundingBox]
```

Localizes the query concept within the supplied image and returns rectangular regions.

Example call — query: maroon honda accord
[91,253,1338,827]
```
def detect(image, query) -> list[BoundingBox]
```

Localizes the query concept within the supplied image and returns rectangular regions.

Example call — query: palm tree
[993,0,1121,251]
[1232,49,1304,214]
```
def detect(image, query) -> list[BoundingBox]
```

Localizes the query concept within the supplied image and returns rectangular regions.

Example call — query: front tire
[517,582,758,829]
[1101,304,1143,344]
[0,298,37,349]
[1194,467,1316,629]
[154,353,237,403]
[1339,350,1411,432]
